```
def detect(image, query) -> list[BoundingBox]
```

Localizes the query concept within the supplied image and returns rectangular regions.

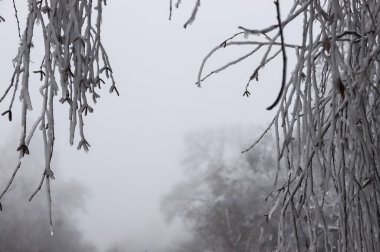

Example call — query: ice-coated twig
[183,0,200,29]
[238,1,311,36]
[0,0,115,232]
[12,0,21,39]
[178,0,380,250]
[169,0,173,20]
[0,161,22,200]
[0,116,42,200]
[241,118,275,154]
[266,0,287,111]
[28,172,45,202]
[196,40,299,87]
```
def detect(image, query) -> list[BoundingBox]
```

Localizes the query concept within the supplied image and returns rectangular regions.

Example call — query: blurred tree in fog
[162,127,339,252]
[162,127,280,252]
[0,141,96,252]
[106,247,126,252]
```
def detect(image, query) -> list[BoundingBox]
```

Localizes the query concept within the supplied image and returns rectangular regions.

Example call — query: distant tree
[0,140,96,252]
[1,1,380,251]
[162,127,339,251]
[0,0,115,232]
[172,1,380,251]
[106,247,126,252]
[162,128,281,251]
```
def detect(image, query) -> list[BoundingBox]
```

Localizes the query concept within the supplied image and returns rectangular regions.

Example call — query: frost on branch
[177,0,380,251]
[0,0,116,233]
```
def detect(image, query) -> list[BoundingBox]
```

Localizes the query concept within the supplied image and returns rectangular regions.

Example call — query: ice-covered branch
[0,0,116,233]
[179,0,380,250]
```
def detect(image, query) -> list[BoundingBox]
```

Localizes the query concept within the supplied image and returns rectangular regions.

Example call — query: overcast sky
[0,1,301,251]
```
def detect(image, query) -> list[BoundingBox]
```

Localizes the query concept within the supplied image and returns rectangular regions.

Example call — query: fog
[0,1,299,251]
[0,133,96,252]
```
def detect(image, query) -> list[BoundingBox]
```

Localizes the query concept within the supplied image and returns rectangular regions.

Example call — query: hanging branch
[266,0,287,111]
[176,0,380,250]
[183,0,201,29]
[12,0,21,39]
[0,0,116,234]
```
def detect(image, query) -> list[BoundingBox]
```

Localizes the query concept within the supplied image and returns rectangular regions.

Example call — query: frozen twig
[12,0,21,39]
[183,0,200,28]
[0,0,115,233]
[179,0,380,250]
[266,0,287,111]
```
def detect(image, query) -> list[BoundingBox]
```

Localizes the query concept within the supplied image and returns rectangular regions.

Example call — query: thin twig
[169,0,173,20]
[12,0,21,39]
[183,0,200,28]
[266,0,287,110]
[242,118,275,153]
[238,1,311,35]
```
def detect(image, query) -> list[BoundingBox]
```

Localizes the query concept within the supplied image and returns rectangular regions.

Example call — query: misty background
[0,1,302,251]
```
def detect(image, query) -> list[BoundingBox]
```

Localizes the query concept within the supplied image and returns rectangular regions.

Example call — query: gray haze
[0,1,301,251]
[0,133,97,252]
